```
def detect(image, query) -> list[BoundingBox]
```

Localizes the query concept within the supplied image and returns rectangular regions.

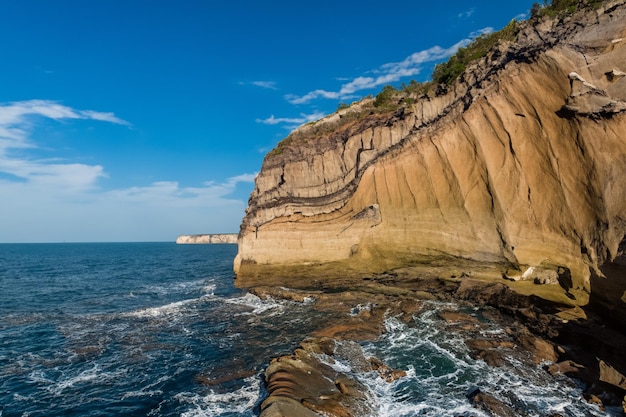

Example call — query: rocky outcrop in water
[234,2,626,325]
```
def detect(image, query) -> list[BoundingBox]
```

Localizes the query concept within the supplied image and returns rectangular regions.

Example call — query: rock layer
[235,2,626,314]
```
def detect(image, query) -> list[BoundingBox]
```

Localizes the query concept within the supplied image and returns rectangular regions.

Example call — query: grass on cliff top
[433,0,608,86]
[531,0,605,18]
[432,19,519,86]
[265,0,609,159]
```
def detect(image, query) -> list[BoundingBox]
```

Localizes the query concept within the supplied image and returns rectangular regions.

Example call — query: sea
[0,242,616,417]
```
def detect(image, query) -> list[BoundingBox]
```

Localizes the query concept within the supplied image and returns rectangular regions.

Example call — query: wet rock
[465,338,516,367]
[513,328,557,364]
[250,286,320,303]
[261,396,321,417]
[469,391,519,417]
[369,357,407,382]
[545,360,585,377]
[439,309,482,331]
[599,360,626,391]
[583,392,605,411]
[260,337,377,417]
[465,385,481,400]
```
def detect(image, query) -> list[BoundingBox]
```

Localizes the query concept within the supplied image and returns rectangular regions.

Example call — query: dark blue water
[0,243,330,417]
[0,243,615,416]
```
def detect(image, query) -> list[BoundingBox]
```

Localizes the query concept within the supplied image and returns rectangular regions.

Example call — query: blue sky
[0,1,537,243]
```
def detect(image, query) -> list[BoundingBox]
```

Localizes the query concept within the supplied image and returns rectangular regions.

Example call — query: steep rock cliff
[235,2,626,312]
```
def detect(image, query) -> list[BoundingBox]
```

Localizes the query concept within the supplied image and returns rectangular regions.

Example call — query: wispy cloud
[252,81,278,90]
[0,100,130,190]
[284,39,470,105]
[0,173,256,242]
[105,174,256,207]
[0,100,255,242]
[458,8,475,19]
[240,80,278,90]
[256,111,325,128]
[470,27,494,38]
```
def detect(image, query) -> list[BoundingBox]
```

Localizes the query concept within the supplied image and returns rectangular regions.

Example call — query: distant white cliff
[176,234,237,244]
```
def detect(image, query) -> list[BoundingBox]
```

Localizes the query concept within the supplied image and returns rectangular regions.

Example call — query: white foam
[141,278,216,296]
[177,376,260,417]
[121,389,163,400]
[46,363,126,396]
[355,302,612,417]
[224,293,284,315]
[122,298,198,318]
[120,374,169,400]
[120,292,217,319]
[201,283,216,296]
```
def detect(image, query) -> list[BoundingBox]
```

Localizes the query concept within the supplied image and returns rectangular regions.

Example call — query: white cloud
[469,27,494,38]
[251,81,278,90]
[0,100,129,190]
[0,99,255,242]
[458,8,475,19]
[285,40,470,105]
[107,175,256,207]
[0,173,256,242]
[240,80,278,90]
[81,110,131,125]
[256,111,325,128]
[0,100,131,129]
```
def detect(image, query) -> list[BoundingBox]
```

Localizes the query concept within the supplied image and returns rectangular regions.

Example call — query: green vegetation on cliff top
[267,0,609,159]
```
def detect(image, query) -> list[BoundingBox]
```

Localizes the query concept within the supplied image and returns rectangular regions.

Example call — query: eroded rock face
[235,2,626,304]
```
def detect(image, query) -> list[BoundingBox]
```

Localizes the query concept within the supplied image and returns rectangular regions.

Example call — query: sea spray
[358,302,611,417]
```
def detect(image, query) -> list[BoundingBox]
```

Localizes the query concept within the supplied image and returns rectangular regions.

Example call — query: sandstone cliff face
[235,2,626,309]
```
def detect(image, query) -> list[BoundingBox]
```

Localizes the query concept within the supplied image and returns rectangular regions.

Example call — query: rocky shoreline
[250,278,626,416]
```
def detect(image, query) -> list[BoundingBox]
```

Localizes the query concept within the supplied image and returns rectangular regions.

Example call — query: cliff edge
[235,2,626,321]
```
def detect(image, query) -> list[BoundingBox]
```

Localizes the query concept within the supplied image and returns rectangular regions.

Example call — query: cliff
[235,2,626,318]
[176,234,237,244]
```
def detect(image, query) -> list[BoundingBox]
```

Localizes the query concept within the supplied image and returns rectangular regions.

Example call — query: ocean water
[0,243,614,416]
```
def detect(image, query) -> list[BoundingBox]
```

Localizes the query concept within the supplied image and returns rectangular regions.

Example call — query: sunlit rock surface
[235,2,626,317]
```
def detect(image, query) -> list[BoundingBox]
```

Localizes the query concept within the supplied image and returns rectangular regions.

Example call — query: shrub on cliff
[530,0,605,19]
[374,85,399,109]
[432,19,519,86]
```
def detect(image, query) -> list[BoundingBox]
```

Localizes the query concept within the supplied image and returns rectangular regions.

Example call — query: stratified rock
[260,397,320,417]
[234,1,626,319]
[260,338,379,417]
